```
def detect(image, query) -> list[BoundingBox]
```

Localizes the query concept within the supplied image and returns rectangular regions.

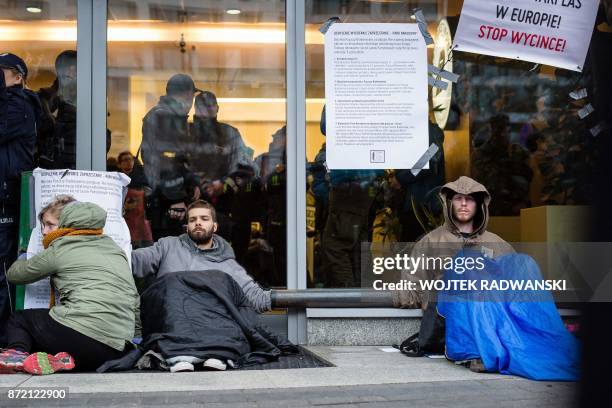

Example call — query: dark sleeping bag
[140,270,295,367]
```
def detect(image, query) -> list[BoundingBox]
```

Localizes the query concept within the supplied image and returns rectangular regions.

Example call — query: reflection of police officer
[264,163,286,286]
[318,107,383,287]
[141,74,201,192]
[37,50,77,169]
[0,53,40,345]
[228,164,264,267]
[190,91,256,181]
[149,154,200,240]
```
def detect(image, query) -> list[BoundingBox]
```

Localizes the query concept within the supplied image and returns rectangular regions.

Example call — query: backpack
[395,302,445,357]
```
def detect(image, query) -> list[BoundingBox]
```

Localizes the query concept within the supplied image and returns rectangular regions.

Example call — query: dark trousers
[321,187,375,287]
[0,201,18,347]
[7,309,124,371]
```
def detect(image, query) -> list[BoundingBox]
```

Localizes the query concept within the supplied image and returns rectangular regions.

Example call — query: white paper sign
[23,168,131,309]
[324,23,428,169]
[453,0,599,72]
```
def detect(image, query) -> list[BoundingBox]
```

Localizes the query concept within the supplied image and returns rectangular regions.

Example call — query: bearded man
[131,200,270,313]
[394,176,515,310]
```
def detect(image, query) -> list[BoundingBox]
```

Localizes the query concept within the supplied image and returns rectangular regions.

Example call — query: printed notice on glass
[324,23,428,170]
[23,168,131,309]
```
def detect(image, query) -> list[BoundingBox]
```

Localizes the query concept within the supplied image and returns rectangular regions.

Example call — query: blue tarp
[437,252,580,381]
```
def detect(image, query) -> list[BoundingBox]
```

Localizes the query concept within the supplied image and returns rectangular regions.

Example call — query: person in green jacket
[0,200,139,374]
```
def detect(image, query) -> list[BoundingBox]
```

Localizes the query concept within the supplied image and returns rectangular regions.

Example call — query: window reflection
[107,0,287,288]
[305,0,604,288]
[0,2,78,170]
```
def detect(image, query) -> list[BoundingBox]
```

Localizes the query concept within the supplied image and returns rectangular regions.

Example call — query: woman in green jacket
[0,199,139,374]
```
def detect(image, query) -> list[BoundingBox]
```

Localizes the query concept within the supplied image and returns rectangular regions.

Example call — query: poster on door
[324,23,429,170]
[453,0,599,72]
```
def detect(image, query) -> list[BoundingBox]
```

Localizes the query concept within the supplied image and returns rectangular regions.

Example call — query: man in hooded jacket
[393,176,515,309]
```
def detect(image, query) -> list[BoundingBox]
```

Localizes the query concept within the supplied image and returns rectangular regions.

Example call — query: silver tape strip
[428,64,459,83]
[411,143,440,176]
[590,122,606,137]
[569,88,588,100]
[413,9,434,45]
[578,103,594,119]
[319,17,341,34]
[428,76,448,90]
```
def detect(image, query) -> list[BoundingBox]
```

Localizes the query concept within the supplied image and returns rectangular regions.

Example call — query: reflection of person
[37,50,77,169]
[149,153,200,240]
[317,107,384,287]
[0,52,41,347]
[118,151,153,248]
[391,121,445,242]
[2,201,139,374]
[141,74,201,192]
[472,114,532,215]
[190,91,255,181]
[131,200,271,313]
[394,176,515,310]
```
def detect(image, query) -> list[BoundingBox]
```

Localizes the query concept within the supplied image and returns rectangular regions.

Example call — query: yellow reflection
[0,20,325,45]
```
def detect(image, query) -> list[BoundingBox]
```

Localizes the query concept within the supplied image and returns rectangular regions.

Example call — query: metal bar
[295,0,308,345]
[285,0,299,344]
[76,0,93,170]
[91,0,108,171]
[271,289,395,308]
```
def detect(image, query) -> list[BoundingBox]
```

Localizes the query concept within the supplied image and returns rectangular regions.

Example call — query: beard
[188,227,214,245]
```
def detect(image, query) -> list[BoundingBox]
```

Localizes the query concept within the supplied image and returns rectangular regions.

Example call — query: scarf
[42,228,103,307]
[43,227,103,249]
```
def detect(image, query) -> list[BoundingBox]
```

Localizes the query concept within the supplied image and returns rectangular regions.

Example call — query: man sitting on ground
[131,200,271,313]
[394,176,515,310]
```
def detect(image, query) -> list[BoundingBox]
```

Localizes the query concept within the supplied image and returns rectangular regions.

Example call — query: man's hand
[168,202,187,220]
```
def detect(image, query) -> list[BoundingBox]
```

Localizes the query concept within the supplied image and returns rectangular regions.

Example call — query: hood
[179,233,235,262]
[59,202,107,230]
[439,176,490,237]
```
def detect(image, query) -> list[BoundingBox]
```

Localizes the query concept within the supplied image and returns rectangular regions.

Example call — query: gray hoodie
[132,234,271,312]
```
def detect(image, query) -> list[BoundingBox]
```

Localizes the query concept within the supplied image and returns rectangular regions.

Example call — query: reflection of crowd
[119,73,285,288]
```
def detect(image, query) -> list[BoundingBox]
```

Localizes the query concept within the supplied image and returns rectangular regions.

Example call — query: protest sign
[324,23,428,169]
[23,168,131,309]
[453,0,599,71]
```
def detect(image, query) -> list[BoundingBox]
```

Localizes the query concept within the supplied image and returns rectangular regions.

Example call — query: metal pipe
[271,289,394,308]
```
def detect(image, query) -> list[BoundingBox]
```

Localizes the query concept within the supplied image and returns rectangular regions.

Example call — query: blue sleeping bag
[437,252,580,381]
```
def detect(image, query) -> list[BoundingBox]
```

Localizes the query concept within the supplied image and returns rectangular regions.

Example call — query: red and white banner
[453,0,599,72]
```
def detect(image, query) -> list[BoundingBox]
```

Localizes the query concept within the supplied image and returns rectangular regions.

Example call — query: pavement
[0,346,577,407]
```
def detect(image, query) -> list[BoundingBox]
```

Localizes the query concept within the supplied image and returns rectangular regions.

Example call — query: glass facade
[304,0,609,289]
[106,0,287,288]
[0,0,78,169]
[2,0,610,338]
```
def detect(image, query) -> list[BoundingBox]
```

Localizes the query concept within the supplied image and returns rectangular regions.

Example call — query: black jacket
[141,96,190,191]
[0,74,40,201]
[140,270,294,366]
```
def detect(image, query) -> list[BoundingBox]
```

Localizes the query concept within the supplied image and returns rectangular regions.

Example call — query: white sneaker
[203,358,227,371]
[170,361,195,373]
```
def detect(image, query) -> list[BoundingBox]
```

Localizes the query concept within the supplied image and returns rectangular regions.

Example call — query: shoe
[23,352,75,375]
[0,349,29,374]
[203,358,227,371]
[170,361,194,373]
[468,358,487,373]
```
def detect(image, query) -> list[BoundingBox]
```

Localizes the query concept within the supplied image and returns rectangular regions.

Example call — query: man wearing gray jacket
[131,200,271,313]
